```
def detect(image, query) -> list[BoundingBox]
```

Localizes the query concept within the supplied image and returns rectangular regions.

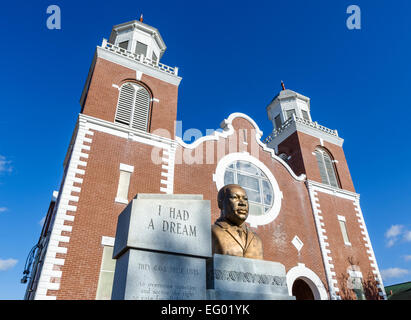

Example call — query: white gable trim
[175,112,305,182]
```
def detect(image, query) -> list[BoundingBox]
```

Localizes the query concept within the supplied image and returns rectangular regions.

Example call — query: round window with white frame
[214,153,282,227]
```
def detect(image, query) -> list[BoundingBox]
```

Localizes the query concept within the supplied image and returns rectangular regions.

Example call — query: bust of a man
[211,184,264,260]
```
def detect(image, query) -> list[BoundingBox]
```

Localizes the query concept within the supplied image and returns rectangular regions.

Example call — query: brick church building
[23,19,386,300]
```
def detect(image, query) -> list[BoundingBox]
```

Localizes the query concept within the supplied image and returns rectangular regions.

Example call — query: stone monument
[111,193,211,300]
[111,186,294,300]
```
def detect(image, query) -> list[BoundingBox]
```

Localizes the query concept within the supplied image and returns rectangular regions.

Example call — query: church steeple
[107,18,166,64]
[80,19,181,139]
[266,87,312,132]
[264,86,349,190]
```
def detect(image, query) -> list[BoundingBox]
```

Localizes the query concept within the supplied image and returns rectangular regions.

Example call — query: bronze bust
[211,184,264,260]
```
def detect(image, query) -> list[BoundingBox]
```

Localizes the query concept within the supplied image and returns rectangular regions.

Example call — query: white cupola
[266,82,312,131]
[108,16,166,64]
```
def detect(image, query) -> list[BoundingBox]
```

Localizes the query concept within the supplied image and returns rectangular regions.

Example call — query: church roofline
[175,112,306,182]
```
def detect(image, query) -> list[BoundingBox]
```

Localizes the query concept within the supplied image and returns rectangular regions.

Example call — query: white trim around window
[115,163,134,204]
[337,215,352,246]
[213,152,282,227]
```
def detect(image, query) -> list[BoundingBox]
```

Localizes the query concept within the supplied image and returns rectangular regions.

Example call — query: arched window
[114,82,151,132]
[223,160,274,217]
[215,152,283,227]
[314,148,339,188]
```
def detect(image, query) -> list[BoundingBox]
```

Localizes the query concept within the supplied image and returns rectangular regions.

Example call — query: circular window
[214,153,282,227]
[224,160,274,217]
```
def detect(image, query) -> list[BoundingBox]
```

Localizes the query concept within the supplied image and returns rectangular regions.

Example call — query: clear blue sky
[0,0,410,299]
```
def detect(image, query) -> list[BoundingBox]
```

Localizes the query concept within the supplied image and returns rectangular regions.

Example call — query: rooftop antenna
[281,80,286,91]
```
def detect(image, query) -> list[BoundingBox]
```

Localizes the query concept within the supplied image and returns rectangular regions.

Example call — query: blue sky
[0,0,410,299]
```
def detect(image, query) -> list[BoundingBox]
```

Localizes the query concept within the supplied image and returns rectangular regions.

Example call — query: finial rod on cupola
[281,80,286,91]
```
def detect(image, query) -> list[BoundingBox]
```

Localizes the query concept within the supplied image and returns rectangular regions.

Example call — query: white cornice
[295,122,344,146]
[266,119,344,150]
[79,113,176,149]
[306,179,359,200]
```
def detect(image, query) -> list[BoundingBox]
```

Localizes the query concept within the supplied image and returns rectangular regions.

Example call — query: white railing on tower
[100,39,179,76]
[263,115,339,144]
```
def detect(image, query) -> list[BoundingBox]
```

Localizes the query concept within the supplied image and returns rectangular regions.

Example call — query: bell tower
[264,84,354,191]
[264,83,386,300]
[80,17,181,136]
[27,18,182,300]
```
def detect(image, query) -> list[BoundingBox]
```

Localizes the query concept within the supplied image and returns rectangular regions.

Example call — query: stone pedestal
[206,254,295,300]
[112,249,207,300]
[111,194,211,300]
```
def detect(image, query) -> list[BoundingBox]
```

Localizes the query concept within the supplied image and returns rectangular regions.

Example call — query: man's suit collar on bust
[215,218,248,232]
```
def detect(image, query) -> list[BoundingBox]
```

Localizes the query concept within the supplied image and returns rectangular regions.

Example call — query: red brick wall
[277,132,306,176]
[316,192,380,299]
[50,130,164,299]
[279,131,355,192]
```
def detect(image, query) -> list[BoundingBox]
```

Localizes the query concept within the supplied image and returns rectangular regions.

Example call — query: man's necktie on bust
[236,226,247,244]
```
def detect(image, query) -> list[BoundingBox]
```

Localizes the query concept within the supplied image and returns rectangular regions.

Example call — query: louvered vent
[132,88,150,131]
[315,148,339,188]
[115,84,135,125]
[114,83,150,132]
[323,153,338,187]
[315,150,329,185]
